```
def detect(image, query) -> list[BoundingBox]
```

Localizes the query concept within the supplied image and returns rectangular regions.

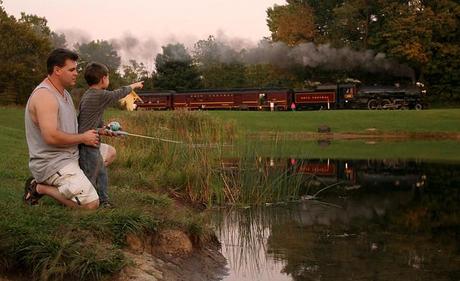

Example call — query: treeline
[0,0,459,105]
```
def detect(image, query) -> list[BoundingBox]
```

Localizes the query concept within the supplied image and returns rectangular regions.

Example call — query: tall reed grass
[107,110,312,206]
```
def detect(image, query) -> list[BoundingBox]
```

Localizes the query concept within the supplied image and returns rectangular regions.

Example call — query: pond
[212,158,460,281]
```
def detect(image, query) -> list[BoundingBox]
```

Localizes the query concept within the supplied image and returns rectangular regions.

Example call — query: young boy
[78,62,143,207]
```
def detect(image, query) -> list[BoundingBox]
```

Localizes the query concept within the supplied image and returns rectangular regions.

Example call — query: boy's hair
[47,48,79,75]
[84,62,109,86]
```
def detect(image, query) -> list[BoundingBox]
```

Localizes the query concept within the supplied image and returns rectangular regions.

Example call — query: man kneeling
[23,48,100,209]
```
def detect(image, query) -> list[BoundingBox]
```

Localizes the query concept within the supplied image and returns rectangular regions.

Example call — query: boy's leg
[79,145,100,188]
[80,144,110,205]
[97,164,110,205]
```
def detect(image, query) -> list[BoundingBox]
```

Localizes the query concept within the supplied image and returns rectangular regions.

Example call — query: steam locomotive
[134,84,425,111]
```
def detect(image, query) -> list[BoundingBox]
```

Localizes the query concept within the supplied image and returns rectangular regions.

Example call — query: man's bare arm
[31,89,99,147]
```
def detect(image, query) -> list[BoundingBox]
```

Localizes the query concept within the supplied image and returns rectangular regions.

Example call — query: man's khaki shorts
[43,161,99,205]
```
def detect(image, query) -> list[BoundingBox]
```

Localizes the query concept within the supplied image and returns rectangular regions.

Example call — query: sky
[3,0,286,68]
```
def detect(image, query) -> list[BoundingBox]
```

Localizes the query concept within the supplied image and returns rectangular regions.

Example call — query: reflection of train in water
[221,158,427,191]
[135,84,426,111]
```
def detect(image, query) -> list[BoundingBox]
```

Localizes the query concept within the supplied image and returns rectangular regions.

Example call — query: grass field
[207,109,460,133]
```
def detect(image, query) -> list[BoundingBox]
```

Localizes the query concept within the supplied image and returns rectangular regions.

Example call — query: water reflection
[213,159,460,281]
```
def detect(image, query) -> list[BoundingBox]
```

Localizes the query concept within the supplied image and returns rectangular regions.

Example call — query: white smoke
[56,28,91,48]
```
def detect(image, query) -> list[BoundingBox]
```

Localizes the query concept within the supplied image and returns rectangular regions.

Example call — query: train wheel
[415,103,423,110]
[381,99,392,110]
[367,99,379,110]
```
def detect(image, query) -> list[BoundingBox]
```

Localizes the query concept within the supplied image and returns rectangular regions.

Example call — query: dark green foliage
[192,36,247,88]
[153,43,202,90]
[0,6,51,105]
[76,40,121,71]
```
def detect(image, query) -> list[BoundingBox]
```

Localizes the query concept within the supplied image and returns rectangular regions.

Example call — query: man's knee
[81,199,99,210]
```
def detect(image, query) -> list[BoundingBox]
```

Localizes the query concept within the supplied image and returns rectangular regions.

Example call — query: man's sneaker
[23,177,42,206]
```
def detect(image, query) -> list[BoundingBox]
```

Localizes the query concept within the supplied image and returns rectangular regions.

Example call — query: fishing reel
[106,121,122,132]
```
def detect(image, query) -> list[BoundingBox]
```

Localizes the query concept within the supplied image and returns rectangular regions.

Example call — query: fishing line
[102,122,230,148]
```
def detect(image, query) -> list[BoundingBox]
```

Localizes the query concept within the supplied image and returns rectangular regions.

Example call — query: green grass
[208,109,460,133]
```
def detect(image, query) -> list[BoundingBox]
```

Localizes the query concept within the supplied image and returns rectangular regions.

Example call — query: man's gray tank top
[25,80,79,182]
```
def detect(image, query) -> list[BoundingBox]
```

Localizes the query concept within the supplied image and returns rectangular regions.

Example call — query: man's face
[55,59,78,87]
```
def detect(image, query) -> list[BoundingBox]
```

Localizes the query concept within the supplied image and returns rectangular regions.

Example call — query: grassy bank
[208,109,460,133]
[0,107,221,281]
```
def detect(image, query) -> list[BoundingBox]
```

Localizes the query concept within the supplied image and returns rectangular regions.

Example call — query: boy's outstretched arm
[103,81,144,104]
[129,81,144,90]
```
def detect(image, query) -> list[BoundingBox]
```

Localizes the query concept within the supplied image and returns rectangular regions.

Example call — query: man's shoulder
[28,88,58,116]
[30,88,57,105]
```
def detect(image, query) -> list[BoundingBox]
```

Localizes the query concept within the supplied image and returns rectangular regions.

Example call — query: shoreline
[248,131,460,141]
[116,229,227,281]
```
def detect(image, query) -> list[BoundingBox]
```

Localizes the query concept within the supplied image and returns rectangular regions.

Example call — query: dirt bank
[116,229,227,281]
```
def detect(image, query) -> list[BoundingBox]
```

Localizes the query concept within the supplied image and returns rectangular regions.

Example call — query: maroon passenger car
[135,92,172,110]
[173,89,290,110]
[136,89,291,110]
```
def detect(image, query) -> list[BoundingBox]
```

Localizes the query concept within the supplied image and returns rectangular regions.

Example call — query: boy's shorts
[43,161,99,205]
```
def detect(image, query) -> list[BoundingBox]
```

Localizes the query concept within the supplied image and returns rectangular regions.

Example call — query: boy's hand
[97,128,117,137]
[130,81,144,90]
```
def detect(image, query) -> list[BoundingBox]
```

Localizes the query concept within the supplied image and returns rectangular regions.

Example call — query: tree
[267,2,316,45]
[122,59,149,83]
[422,0,460,102]
[153,43,202,90]
[0,4,51,104]
[50,32,67,48]
[76,40,121,71]
[122,59,154,90]
[330,0,375,49]
[193,36,246,88]
[18,13,51,38]
[368,1,433,79]
[74,40,122,89]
